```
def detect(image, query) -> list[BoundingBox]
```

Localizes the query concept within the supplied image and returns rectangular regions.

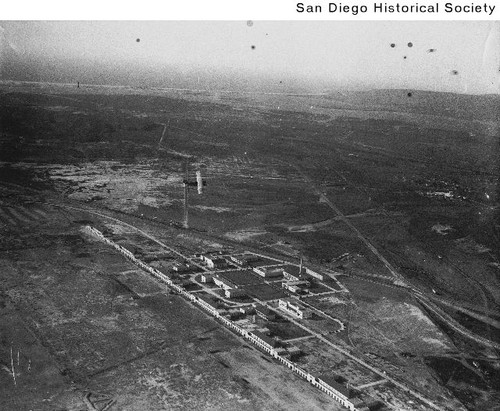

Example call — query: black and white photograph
[0,17,499,411]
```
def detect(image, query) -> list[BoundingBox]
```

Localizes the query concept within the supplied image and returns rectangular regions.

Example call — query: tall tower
[182,161,205,229]
[183,161,189,229]
[183,182,189,229]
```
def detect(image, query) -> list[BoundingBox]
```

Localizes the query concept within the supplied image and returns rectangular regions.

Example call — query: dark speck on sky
[451,70,459,75]
[0,21,494,95]
[403,56,407,59]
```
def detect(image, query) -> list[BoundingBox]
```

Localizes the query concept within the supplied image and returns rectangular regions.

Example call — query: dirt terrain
[0,189,337,410]
[0,80,499,410]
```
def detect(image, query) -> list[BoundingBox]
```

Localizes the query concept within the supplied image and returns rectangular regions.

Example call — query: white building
[253,266,283,278]
[230,253,260,266]
[278,298,313,319]
[203,255,228,269]
[225,288,246,299]
[200,273,214,283]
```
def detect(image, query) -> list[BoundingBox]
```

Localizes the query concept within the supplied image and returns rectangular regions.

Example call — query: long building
[278,298,313,319]
[253,266,283,278]
[84,226,375,411]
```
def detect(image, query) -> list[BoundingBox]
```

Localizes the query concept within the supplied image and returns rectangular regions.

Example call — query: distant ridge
[327,89,500,122]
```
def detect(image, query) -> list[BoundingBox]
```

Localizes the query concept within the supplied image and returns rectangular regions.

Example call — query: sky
[0,21,499,94]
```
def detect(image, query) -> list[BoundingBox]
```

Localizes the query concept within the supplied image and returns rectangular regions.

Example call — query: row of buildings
[198,252,325,299]
[86,230,371,411]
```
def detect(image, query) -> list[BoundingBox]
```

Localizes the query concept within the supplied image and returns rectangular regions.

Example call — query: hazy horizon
[1,21,499,95]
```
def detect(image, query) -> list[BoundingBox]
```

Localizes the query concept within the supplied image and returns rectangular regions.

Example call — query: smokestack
[196,170,203,194]
[183,182,189,229]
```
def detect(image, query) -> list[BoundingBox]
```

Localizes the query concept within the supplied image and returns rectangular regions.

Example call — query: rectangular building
[278,298,313,319]
[172,262,190,273]
[230,253,260,266]
[282,265,307,281]
[213,276,233,290]
[225,288,246,299]
[200,273,214,283]
[286,346,302,358]
[305,267,324,281]
[204,255,228,269]
[254,304,277,321]
[253,266,283,278]
[252,331,279,349]
[218,269,262,288]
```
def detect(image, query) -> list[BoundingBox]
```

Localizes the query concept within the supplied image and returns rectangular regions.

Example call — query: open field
[0,194,340,410]
[1,81,499,410]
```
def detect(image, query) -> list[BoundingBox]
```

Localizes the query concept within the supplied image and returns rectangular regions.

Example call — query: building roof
[218,269,262,287]
[254,304,276,317]
[279,298,305,310]
[318,375,352,398]
[253,331,278,347]
[239,253,260,261]
[286,346,301,354]
[255,266,283,275]
[198,294,220,309]
[350,397,366,407]
[287,280,310,286]
[206,256,227,264]
[282,265,306,278]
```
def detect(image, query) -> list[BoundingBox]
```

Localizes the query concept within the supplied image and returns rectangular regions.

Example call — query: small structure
[253,304,277,321]
[350,397,370,411]
[282,280,310,293]
[282,265,307,281]
[286,346,302,358]
[156,264,174,278]
[275,347,288,357]
[239,305,255,315]
[203,255,228,269]
[200,273,214,283]
[252,331,280,350]
[278,298,313,319]
[172,262,190,273]
[253,266,283,278]
[305,267,324,281]
[228,310,244,320]
[217,269,261,288]
[225,288,246,299]
[213,276,233,290]
[316,375,367,411]
[282,284,302,294]
[198,294,220,311]
[230,253,260,266]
